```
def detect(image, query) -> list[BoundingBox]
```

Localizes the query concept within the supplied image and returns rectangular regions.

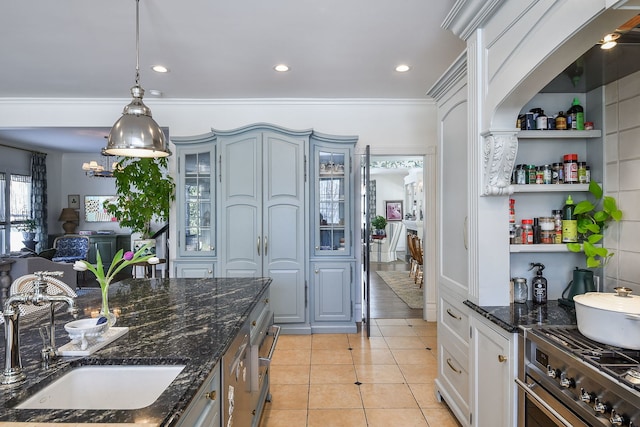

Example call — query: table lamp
[59,208,79,234]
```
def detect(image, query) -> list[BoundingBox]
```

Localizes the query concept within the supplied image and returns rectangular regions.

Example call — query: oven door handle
[259,325,281,367]
[515,378,575,427]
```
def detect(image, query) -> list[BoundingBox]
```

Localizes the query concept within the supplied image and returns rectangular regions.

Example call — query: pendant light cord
[135,0,140,87]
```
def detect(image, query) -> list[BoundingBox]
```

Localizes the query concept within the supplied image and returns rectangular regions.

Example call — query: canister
[513,278,528,303]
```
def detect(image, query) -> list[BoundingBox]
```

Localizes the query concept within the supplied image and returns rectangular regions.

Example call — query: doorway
[365,155,424,319]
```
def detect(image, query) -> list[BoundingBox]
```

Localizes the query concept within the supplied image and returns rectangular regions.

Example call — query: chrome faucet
[2,271,77,385]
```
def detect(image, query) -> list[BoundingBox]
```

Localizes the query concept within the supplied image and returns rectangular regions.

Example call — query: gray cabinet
[176,362,220,427]
[218,126,307,325]
[172,124,359,334]
[312,261,352,322]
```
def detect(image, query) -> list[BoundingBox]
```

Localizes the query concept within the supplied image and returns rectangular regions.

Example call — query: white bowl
[64,318,109,350]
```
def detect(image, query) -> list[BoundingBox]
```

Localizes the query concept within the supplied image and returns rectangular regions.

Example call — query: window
[0,173,33,253]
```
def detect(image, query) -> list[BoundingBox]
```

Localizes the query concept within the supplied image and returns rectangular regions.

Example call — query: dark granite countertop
[0,277,271,425]
[464,300,577,333]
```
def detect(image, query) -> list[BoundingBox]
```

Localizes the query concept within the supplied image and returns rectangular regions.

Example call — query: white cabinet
[218,127,307,325]
[470,314,517,427]
[431,57,471,426]
[435,286,470,426]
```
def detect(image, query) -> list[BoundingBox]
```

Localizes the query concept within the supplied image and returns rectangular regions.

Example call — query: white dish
[64,318,109,350]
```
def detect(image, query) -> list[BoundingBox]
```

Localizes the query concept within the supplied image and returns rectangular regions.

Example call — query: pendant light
[104,0,171,158]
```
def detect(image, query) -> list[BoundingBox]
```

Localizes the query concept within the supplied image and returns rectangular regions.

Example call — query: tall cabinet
[172,124,358,334]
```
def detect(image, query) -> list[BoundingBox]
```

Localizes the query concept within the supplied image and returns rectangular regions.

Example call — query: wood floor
[368,258,423,319]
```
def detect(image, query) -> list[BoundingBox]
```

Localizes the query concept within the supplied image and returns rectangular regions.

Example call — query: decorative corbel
[481,130,519,196]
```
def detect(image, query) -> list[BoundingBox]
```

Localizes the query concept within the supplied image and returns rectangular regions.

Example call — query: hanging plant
[104,157,176,239]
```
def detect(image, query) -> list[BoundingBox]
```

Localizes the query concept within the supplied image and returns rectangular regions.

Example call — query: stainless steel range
[518,326,640,426]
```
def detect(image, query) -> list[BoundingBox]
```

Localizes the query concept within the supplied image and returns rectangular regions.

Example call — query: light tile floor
[260,319,462,427]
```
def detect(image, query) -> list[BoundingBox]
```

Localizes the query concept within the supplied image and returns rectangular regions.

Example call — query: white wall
[604,69,640,293]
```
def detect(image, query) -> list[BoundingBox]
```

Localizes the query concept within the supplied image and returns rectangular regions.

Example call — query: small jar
[513,224,522,244]
[526,165,537,184]
[515,164,527,185]
[578,162,588,184]
[552,209,563,244]
[542,164,552,184]
[563,154,578,184]
[521,219,534,245]
[552,162,564,184]
[585,121,594,130]
[539,217,555,244]
[585,166,590,183]
[535,166,544,184]
[513,278,528,303]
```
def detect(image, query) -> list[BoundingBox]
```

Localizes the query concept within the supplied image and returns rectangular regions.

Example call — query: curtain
[31,153,47,252]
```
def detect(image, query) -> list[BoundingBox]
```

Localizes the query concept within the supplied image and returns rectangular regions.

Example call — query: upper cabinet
[175,138,216,258]
[311,145,352,257]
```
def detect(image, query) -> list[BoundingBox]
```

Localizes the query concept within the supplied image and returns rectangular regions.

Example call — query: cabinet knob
[498,354,507,363]
[205,390,217,401]
[252,320,257,326]
[315,269,319,274]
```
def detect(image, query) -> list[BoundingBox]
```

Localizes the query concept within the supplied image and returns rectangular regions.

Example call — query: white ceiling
[0,0,465,153]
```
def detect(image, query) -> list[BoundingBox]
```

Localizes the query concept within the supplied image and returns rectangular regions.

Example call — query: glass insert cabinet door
[182,151,214,255]
[315,148,350,255]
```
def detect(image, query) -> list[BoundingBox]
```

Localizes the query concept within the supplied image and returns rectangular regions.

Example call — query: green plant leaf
[566,243,582,253]
[603,196,618,213]
[586,256,601,268]
[574,200,595,215]
[611,209,623,221]
[593,246,608,257]
[582,241,597,256]
[589,181,603,199]
[593,210,610,224]
[586,234,603,244]
[583,223,600,234]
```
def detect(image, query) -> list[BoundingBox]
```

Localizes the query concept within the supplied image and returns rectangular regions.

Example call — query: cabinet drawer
[439,345,469,409]
[440,297,469,344]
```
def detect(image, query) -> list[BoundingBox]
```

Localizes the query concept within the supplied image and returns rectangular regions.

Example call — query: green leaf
[574,201,595,215]
[593,246,608,257]
[566,243,582,253]
[603,196,618,214]
[586,234,603,244]
[582,241,597,256]
[589,181,603,199]
[586,256,601,268]
[611,209,623,222]
[583,223,600,234]
[593,210,610,224]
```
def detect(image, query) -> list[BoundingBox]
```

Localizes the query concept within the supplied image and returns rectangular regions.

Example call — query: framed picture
[385,200,403,221]
[84,195,118,222]
[68,194,80,209]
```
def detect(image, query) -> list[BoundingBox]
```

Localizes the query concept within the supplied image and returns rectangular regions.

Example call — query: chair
[408,235,423,287]
[51,235,89,263]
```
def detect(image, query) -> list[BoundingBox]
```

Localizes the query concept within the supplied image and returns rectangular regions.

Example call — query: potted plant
[567,181,622,268]
[17,218,37,241]
[104,157,176,252]
[371,215,387,235]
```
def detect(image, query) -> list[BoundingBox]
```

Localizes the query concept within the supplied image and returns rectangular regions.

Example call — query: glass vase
[99,279,117,327]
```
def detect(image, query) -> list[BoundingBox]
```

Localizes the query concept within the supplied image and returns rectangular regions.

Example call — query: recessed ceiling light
[395,64,411,73]
[148,89,163,97]
[274,64,290,72]
[151,65,169,73]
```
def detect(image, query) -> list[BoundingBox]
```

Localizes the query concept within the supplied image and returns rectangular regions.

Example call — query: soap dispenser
[529,262,547,304]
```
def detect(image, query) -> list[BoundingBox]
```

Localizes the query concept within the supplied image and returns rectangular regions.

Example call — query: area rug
[375,271,423,309]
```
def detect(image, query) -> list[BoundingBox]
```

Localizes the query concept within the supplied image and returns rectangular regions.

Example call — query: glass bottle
[562,196,578,243]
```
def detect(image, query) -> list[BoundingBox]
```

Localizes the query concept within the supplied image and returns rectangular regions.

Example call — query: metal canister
[552,162,564,184]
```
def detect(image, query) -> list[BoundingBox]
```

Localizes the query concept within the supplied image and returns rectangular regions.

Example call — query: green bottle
[562,195,578,243]
[571,98,584,130]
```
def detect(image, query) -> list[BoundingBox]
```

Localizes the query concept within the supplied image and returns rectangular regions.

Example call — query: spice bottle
[521,219,534,244]
[555,111,567,130]
[571,98,585,130]
[578,162,587,184]
[552,209,563,244]
[562,196,578,243]
[536,110,548,130]
[532,218,541,244]
[563,154,578,184]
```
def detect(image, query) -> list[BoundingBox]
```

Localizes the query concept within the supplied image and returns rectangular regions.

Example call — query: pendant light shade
[104,0,171,158]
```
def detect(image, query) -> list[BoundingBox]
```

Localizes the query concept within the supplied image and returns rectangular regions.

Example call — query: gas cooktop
[534,326,640,392]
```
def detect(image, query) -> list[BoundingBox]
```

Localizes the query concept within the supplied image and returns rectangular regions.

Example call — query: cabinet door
[312,262,351,322]
[312,146,351,256]
[219,130,306,324]
[174,262,215,278]
[471,317,515,427]
[176,363,220,427]
[88,236,117,269]
[179,146,215,257]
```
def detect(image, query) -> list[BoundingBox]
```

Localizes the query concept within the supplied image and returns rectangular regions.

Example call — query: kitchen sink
[16,365,185,410]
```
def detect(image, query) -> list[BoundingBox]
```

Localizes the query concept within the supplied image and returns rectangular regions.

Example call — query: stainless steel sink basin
[16,365,185,410]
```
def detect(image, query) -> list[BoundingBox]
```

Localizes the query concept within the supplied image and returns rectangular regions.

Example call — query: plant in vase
[371,215,387,235]
[567,181,622,268]
[73,244,159,326]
